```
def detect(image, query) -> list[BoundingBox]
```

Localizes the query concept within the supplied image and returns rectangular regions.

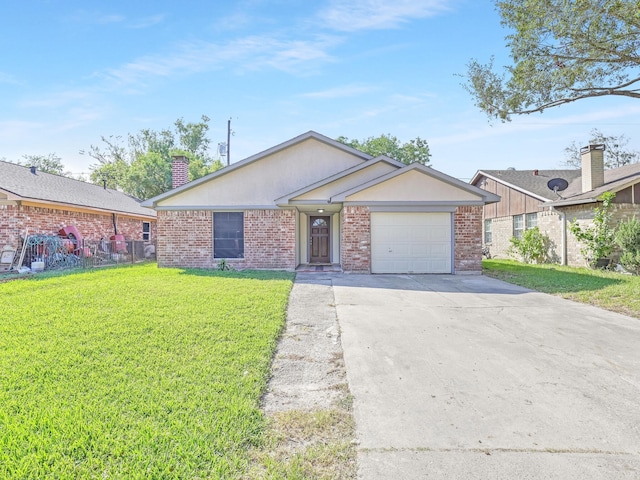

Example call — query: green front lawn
[0,264,293,478]
[483,259,640,319]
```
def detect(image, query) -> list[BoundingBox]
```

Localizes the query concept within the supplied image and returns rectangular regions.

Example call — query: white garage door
[371,212,452,274]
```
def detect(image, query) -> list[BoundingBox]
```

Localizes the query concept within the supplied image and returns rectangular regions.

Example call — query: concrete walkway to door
[296,273,640,479]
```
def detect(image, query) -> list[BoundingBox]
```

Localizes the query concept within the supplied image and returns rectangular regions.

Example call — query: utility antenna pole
[227,118,231,166]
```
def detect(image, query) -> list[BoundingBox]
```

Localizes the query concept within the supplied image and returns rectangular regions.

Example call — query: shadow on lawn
[484,262,624,294]
[177,268,294,282]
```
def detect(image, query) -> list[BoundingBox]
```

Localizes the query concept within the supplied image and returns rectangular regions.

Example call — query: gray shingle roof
[476,169,582,201]
[475,163,640,206]
[0,161,155,218]
[547,162,640,206]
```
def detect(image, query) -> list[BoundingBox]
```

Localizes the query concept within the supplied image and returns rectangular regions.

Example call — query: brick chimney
[580,144,605,193]
[171,155,189,189]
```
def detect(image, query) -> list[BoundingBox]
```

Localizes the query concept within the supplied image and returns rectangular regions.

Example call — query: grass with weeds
[247,408,357,479]
[0,263,293,478]
[483,259,640,318]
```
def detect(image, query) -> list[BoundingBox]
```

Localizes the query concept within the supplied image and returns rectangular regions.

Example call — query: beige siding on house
[346,170,482,203]
[293,162,396,201]
[157,138,365,207]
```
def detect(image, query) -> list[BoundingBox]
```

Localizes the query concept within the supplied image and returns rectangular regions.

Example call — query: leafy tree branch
[463,1,640,121]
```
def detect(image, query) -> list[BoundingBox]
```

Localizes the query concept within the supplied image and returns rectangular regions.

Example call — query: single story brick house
[142,131,499,274]
[0,160,157,250]
[471,145,640,266]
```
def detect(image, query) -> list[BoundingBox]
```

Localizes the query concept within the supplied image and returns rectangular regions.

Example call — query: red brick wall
[0,204,155,248]
[156,209,297,270]
[243,209,296,269]
[157,210,214,268]
[454,205,483,273]
[341,206,371,273]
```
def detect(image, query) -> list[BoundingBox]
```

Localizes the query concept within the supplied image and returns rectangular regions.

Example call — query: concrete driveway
[304,273,640,479]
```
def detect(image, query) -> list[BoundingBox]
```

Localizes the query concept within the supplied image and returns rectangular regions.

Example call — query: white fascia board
[155,205,283,211]
[473,170,552,202]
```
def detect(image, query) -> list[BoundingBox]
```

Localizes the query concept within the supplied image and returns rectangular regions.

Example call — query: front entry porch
[295,263,343,273]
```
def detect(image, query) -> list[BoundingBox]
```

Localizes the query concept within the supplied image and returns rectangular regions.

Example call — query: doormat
[315,265,323,271]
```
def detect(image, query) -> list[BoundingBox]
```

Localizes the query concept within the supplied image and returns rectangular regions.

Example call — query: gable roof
[141,131,372,208]
[546,162,640,206]
[274,155,404,205]
[0,161,155,218]
[471,169,582,202]
[333,163,501,204]
[472,163,640,207]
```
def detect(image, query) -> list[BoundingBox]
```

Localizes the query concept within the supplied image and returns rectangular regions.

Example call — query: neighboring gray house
[471,145,640,266]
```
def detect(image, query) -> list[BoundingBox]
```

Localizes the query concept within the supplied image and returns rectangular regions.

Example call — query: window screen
[214,212,244,258]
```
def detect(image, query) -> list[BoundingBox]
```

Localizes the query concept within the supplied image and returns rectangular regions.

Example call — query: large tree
[337,134,431,165]
[84,115,223,200]
[564,128,639,169]
[464,0,640,121]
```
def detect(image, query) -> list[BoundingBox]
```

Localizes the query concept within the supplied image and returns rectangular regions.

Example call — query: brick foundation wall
[0,204,155,248]
[341,206,370,273]
[157,210,214,268]
[454,205,483,273]
[156,209,297,270]
[243,209,296,269]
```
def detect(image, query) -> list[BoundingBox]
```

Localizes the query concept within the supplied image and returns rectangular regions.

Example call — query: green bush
[615,216,640,275]
[569,191,616,268]
[509,227,549,264]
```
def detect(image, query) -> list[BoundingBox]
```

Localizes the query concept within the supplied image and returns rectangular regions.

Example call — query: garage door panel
[371,212,452,274]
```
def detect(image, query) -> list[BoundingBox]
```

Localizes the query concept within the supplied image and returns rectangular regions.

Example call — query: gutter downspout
[551,206,567,266]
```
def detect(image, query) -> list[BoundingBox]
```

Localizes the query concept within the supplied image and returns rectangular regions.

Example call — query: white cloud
[319,0,451,31]
[129,14,166,29]
[0,71,19,85]
[300,84,378,98]
[0,120,45,141]
[20,90,94,109]
[430,104,640,147]
[101,34,340,86]
[67,10,125,24]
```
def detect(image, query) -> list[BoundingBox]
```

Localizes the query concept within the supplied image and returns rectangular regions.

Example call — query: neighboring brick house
[471,145,640,266]
[0,160,157,250]
[142,131,499,274]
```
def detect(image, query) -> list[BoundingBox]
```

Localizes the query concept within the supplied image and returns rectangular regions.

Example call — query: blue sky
[2,0,639,181]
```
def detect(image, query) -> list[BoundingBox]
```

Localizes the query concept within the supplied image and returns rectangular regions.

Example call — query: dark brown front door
[310,216,330,263]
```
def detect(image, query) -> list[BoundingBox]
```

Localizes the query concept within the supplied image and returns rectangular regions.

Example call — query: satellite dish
[547,178,569,193]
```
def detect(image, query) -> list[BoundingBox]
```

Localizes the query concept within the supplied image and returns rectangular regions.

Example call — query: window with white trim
[484,219,492,244]
[525,213,538,230]
[513,215,524,240]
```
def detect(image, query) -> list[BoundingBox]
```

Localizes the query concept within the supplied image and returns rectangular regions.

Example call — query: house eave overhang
[9,196,156,219]
[344,200,486,207]
[155,204,284,211]
[543,198,599,208]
